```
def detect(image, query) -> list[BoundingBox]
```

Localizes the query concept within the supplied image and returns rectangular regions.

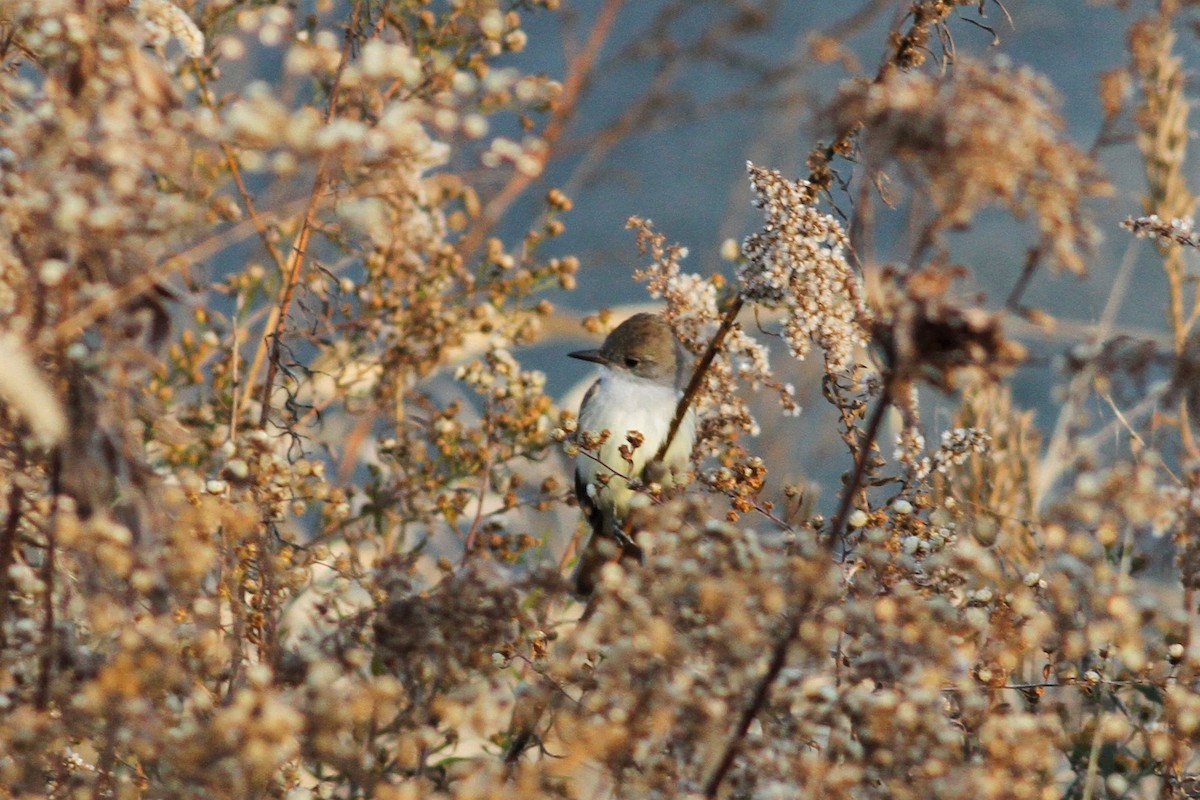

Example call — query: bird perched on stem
[568,312,697,595]
[504,313,698,766]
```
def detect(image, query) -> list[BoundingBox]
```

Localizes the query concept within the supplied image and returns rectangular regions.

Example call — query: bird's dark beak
[569,348,609,366]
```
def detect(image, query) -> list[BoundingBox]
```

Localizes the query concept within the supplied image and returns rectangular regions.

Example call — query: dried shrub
[3,1,1200,799]
[834,58,1110,273]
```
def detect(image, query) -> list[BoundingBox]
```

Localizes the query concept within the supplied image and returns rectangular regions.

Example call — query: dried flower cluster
[911,427,991,482]
[740,163,870,373]
[835,58,1110,273]
[872,264,1027,393]
[628,217,798,440]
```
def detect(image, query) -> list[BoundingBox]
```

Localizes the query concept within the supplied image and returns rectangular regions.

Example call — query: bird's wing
[573,464,605,538]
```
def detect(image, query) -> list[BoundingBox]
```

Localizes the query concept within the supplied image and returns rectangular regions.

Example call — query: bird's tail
[570,515,643,597]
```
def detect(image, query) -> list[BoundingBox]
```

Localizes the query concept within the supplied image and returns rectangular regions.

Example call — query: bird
[503,313,698,766]
[567,312,697,596]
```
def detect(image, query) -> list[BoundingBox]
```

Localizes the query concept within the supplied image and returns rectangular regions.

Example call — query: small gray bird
[568,312,697,595]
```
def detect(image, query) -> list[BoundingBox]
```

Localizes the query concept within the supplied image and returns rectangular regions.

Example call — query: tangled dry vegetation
[4,0,1200,798]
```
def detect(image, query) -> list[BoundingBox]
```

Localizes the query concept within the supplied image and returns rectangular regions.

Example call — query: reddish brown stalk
[198,68,288,441]
[44,256,190,350]
[35,451,61,711]
[653,297,743,463]
[257,0,363,429]
[457,0,625,261]
[826,383,891,547]
[256,163,330,428]
[462,412,494,561]
[0,449,24,650]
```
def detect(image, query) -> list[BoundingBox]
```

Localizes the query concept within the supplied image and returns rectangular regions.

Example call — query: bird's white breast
[576,367,697,514]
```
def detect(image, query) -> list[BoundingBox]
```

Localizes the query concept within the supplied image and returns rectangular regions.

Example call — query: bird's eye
[624,356,640,368]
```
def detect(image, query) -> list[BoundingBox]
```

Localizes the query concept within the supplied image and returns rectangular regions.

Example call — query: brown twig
[457,0,625,262]
[194,62,290,441]
[42,256,190,350]
[676,7,939,783]
[0,448,25,650]
[462,412,494,561]
[35,450,61,710]
[43,191,321,355]
[665,12,944,790]
[702,601,799,797]
[827,382,892,547]
[653,296,743,464]
[256,0,363,429]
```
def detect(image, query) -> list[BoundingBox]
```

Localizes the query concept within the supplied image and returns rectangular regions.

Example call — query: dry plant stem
[665,0,955,464]
[230,294,243,442]
[0,450,24,650]
[219,147,282,439]
[701,604,801,799]
[1032,235,1132,503]
[32,122,314,352]
[458,0,625,260]
[1099,390,1151,457]
[35,451,60,711]
[42,256,191,350]
[197,64,288,442]
[45,192,316,353]
[1078,707,1105,800]
[199,74,289,275]
[1006,92,1123,313]
[462,416,494,561]
[653,297,744,463]
[1035,237,1138,507]
[254,0,361,429]
[93,713,119,800]
[703,384,892,798]
[222,527,247,701]
[254,166,328,428]
[1004,243,1044,311]
[180,195,317,270]
[827,383,891,546]
[255,536,280,669]
[1083,532,1136,800]
[239,3,364,686]
[693,13,949,786]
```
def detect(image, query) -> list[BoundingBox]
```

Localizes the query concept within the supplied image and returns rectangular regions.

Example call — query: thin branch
[35,450,61,710]
[256,0,362,429]
[827,383,892,546]
[197,71,289,275]
[195,65,289,440]
[1034,236,1138,507]
[1004,243,1046,311]
[0,448,25,650]
[702,604,801,798]
[457,0,626,261]
[653,296,744,463]
[42,256,190,350]
[462,413,494,561]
